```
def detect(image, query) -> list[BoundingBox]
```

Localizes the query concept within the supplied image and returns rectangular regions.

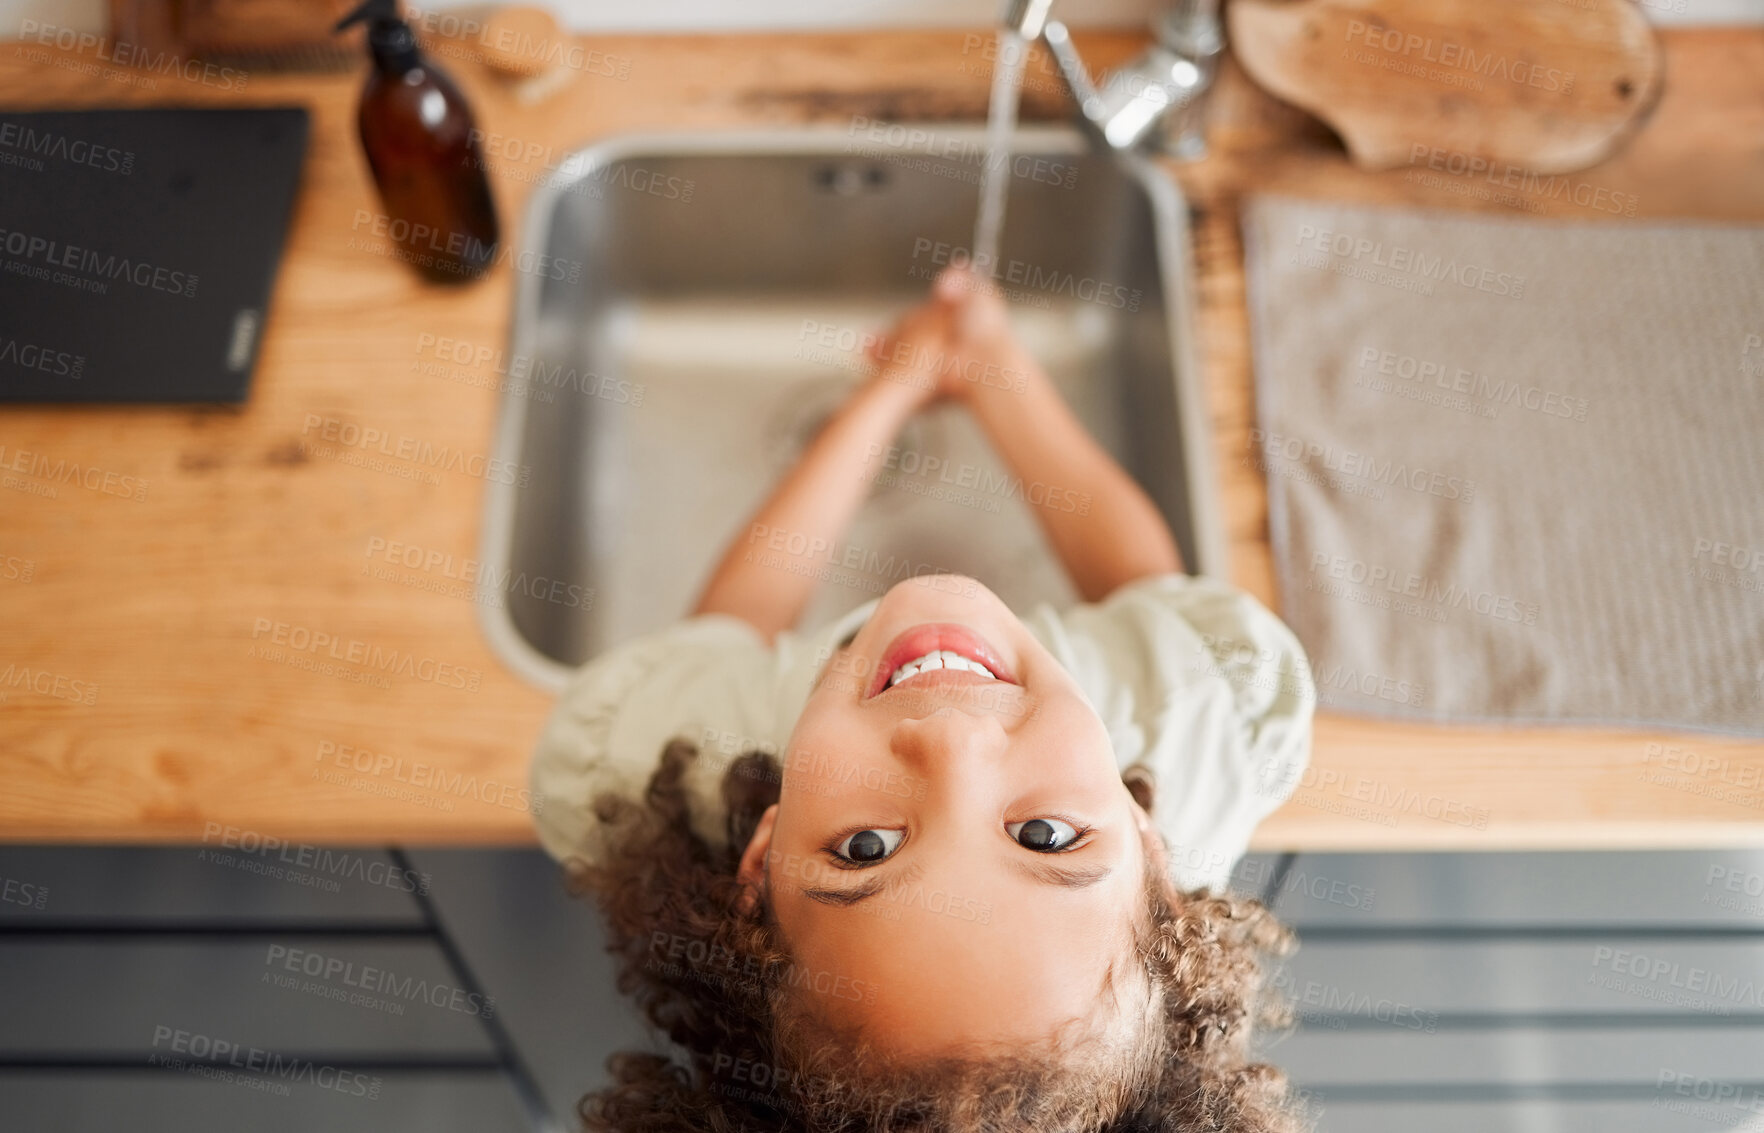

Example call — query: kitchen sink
[478,127,1224,691]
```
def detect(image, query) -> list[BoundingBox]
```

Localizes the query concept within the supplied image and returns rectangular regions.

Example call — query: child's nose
[888,706,1009,772]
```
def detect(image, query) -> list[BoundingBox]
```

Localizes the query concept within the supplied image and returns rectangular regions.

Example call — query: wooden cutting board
[1228,0,1663,173]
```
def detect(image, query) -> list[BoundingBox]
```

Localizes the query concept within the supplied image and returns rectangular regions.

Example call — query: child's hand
[862,287,955,407]
[865,264,1038,407]
[931,261,1016,355]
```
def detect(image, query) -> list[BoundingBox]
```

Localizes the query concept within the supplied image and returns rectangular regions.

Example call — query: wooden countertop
[1,27,1761,849]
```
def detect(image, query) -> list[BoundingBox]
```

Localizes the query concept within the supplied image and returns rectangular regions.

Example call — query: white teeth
[886,649,998,689]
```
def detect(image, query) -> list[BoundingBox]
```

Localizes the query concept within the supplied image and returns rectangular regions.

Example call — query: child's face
[737,574,1157,1057]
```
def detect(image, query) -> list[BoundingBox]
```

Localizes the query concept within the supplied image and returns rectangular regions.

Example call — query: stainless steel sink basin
[478,127,1224,691]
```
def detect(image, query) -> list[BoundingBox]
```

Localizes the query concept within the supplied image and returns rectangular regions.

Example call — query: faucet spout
[1006,0,1221,159]
[1002,0,1055,40]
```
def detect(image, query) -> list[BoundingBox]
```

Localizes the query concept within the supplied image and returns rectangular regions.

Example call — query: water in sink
[584,294,1121,647]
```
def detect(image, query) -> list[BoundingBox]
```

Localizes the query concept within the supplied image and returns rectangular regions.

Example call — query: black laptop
[0,106,309,403]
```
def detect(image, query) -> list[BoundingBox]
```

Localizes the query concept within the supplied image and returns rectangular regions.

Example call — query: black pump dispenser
[334,0,500,283]
[335,0,421,73]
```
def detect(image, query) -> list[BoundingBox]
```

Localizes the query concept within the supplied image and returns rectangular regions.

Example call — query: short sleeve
[528,614,781,867]
[1024,574,1316,894]
[527,600,878,869]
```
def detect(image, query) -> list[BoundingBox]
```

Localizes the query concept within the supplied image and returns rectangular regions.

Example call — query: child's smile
[869,622,1016,696]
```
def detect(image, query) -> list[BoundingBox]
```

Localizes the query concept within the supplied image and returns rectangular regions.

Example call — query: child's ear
[734,803,779,915]
[1127,789,1170,881]
[1123,768,1156,813]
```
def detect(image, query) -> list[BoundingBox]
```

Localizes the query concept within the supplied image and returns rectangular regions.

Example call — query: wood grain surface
[0,25,1761,849]
[1230,0,1663,171]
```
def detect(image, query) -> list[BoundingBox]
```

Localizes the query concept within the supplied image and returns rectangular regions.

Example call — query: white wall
[4,0,1758,38]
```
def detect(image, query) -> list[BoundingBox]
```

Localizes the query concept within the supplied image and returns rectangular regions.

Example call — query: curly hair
[569,739,1305,1133]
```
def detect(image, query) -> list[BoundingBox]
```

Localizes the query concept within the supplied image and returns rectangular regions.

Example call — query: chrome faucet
[1004,0,1222,159]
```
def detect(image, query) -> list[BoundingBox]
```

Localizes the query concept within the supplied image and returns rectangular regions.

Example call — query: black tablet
[0,106,309,403]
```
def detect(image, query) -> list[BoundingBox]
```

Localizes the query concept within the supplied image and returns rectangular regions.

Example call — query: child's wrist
[958,345,1044,404]
[859,367,936,417]
[868,364,938,406]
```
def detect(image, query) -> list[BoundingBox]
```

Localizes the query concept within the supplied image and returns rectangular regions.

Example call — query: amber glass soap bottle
[335,0,499,283]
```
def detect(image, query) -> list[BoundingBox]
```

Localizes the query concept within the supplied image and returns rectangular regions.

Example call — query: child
[531,265,1316,1132]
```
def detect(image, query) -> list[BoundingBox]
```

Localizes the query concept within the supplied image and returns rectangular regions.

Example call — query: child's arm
[929,267,1183,600]
[691,308,946,641]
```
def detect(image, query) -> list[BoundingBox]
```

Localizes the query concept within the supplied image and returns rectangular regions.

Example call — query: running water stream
[971,28,1029,278]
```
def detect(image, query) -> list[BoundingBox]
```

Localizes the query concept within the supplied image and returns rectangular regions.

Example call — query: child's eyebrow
[1008,859,1114,890]
[797,860,1111,908]
[797,859,925,908]
[799,876,890,907]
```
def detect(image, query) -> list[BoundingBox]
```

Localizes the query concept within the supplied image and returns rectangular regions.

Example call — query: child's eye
[833,828,905,864]
[1007,818,1082,852]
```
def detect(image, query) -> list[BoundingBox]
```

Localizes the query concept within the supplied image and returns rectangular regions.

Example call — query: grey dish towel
[1241,195,1764,736]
